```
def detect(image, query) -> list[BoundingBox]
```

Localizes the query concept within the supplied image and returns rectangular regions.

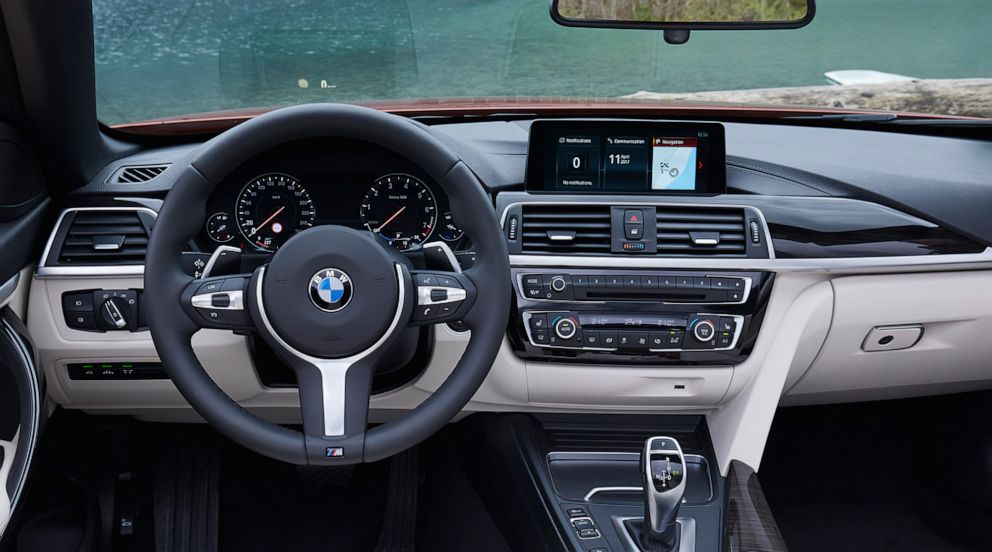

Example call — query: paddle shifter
[640,436,686,552]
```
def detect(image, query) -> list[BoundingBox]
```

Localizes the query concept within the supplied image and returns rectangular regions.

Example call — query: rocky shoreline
[626,78,992,118]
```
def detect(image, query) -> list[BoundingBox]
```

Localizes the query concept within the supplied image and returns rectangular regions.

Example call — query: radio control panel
[518,271,750,304]
[522,311,742,353]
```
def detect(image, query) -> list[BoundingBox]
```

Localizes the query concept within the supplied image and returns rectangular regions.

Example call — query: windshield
[93,0,992,125]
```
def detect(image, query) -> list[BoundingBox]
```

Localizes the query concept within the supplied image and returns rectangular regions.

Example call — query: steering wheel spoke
[291,354,377,464]
[181,274,256,331]
[409,270,476,327]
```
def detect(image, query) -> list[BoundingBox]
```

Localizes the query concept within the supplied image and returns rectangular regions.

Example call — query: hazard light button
[624,209,644,240]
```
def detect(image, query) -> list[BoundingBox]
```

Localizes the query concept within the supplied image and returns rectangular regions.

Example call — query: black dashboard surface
[82,118,992,249]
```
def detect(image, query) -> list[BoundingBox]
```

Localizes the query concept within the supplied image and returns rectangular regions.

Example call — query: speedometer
[360,174,437,251]
[236,173,315,251]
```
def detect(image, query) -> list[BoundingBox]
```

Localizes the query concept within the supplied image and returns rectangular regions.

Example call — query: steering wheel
[144,104,510,465]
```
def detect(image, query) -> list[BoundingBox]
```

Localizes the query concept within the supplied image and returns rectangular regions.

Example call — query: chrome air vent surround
[37,207,157,277]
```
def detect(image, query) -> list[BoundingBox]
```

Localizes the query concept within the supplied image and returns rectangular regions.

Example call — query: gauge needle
[250,206,286,237]
[374,206,406,233]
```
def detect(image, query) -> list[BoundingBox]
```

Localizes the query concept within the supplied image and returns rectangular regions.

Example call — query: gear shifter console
[641,436,687,552]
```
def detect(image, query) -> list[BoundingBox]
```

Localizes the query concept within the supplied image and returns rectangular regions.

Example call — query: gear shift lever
[640,436,686,552]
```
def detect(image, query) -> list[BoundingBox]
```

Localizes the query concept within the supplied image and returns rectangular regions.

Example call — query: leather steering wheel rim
[144,103,510,465]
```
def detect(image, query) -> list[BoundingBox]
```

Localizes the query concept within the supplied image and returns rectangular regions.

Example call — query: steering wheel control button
[430,289,448,302]
[692,319,716,342]
[210,294,231,308]
[434,274,461,289]
[414,304,438,322]
[415,273,438,287]
[197,280,224,294]
[309,268,353,313]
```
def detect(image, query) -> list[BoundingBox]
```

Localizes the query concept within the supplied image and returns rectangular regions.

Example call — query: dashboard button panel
[517,271,752,304]
[521,311,743,353]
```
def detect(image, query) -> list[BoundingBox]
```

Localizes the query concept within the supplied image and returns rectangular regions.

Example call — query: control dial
[100,297,130,329]
[554,316,579,340]
[550,276,568,293]
[691,319,716,342]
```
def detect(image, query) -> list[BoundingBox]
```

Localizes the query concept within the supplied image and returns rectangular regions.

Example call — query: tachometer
[235,173,315,251]
[360,174,437,250]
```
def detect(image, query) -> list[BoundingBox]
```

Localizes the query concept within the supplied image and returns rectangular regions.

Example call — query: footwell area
[761,392,992,552]
[4,411,512,552]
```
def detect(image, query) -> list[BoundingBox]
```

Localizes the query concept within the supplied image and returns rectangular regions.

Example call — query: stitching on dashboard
[727,161,832,196]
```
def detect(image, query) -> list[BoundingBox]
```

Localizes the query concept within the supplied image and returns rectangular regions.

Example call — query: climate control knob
[692,319,716,342]
[554,316,579,340]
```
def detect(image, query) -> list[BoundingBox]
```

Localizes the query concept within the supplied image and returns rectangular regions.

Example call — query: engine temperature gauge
[206,212,235,243]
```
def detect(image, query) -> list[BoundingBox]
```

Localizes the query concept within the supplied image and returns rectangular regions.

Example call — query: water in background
[93,0,992,124]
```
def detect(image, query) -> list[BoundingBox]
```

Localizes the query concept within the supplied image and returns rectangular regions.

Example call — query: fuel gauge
[206,212,236,243]
[438,212,464,242]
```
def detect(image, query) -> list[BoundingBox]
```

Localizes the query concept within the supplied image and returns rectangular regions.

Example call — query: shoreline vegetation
[625,79,992,118]
[557,0,808,23]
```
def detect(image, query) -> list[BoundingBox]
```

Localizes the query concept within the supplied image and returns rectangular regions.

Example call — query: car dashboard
[22,115,992,476]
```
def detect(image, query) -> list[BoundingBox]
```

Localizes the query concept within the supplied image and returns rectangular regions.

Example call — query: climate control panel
[522,311,742,353]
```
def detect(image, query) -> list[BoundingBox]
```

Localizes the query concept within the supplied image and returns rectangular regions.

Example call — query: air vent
[521,205,611,255]
[656,207,747,256]
[109,164,170,184]
[51,210,154,266]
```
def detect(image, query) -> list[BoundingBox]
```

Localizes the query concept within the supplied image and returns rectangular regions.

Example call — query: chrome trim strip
[416,286,467,306]
[0,273,18,306]
[508,249,992,273]
[254,264,407,436]
[613,516,696,552]
[36,207,159,278]
[498,198,776,260]
[583,487,644,502]
[521,311,744,352]
[191,290,245,311]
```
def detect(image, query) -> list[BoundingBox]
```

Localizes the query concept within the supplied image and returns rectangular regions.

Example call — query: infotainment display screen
[525,121,726,195]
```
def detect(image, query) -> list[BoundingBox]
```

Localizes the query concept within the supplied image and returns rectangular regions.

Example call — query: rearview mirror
[551,0,815,43]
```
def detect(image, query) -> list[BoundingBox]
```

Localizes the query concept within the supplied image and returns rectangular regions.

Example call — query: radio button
[549,275,568,293]
[711,277,732,290]
[640,275,659,288]
[727,290,744,302]
[693,277,712,289]
[606,275,624,288]
[658,275,677,289]
[623,275,640,288]
[676,276,693,289]
[524,285,544,299]
[588,275,606,289]
[523,274,543,287]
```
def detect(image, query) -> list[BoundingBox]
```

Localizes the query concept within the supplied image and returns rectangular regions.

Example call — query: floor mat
[761,399,976,552]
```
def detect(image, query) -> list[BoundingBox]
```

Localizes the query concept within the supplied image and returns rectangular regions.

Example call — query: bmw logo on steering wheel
[309,268,353,312]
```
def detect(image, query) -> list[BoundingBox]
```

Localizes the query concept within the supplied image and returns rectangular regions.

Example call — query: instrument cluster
[195,139,468,253]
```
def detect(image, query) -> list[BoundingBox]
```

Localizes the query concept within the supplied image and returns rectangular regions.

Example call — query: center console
[508,268,771,365]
